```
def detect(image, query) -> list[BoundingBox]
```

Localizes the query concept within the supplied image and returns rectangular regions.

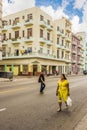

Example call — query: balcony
[72,41,77,46]
[72,59,76,63]
[3,52,57,60]
[23,37,34,43]
[39,20,47,28]
[66,37,71,43]
[39,37,46,43]
[72,50,77,54]
[65,46,71,52]
[46,25,53,31]
[57,31,62,36]
[78,44,82,48]
[46,40,53,45]
[11,38,21,45]
[24,19,33,26]
[61,33,66,38]
[65,59,71,63]
[2,26,8,32]
[66,26,71,33]
[2,40,8,46]
[12,23,21,29]
[77,60,82,65]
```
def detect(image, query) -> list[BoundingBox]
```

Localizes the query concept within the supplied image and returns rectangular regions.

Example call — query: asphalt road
[0,75,87,130]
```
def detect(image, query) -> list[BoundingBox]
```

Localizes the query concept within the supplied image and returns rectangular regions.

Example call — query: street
[0,75,87,130]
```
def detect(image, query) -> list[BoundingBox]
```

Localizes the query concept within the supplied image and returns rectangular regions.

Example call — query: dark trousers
[40,82,45,92]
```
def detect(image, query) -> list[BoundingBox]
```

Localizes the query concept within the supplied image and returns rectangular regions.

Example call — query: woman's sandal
[57,108,61,112]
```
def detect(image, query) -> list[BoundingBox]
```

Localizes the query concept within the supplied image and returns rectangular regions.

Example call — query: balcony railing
[66,26,71,33]
[24,19,33,26]
[2,52,57,60]
[46,40,53,45]
[2,26,8,31]
[57,31,62,36]
[65,37,71,42]
[46,25,53,31]
[23,37,34,43]
[39,20,47,28]
[39,37,46,43]
[12,22,21,29]
[11,38,21,44]
[2,52,72,63]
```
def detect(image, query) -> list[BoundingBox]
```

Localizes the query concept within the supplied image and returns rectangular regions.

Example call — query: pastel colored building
[0,7,72,76]
[0,0,2,60]
[71,34,84,74]
[76,32,86,71]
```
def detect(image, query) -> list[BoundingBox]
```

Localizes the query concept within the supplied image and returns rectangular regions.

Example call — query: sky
[2,0,87,34]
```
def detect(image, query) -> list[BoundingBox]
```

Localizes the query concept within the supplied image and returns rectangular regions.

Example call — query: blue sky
[35,0,83,22]
[3,0,87,33]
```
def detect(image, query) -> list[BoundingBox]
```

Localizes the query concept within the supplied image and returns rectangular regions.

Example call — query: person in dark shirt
[38,71,45,93]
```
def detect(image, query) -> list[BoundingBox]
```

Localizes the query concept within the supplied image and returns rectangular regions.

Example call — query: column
[49,66,52,74]
[4,65,7,72]
[11,64,14,72]
[20,64,23,75]
[28,64,33,76]
[47,65,49,74]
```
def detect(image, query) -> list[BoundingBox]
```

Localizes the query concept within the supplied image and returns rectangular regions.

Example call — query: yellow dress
[57,79,69,103]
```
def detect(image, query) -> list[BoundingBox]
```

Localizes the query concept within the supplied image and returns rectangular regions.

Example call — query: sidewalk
[74,114,87,130]
[0,74,84,82]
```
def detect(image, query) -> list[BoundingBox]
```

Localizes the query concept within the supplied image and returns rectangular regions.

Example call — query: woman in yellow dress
[56,74,70,112]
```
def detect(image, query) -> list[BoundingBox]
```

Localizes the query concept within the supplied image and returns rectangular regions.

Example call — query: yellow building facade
[0,7,72,76]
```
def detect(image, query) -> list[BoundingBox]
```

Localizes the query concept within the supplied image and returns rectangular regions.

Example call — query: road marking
[0,108,6,112]
[0,87,31,95]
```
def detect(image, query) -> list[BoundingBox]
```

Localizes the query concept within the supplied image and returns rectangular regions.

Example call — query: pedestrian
[38,71,46,93]
[56,74,70,112]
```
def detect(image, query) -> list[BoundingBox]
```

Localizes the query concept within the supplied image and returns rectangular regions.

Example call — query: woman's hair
[62,74,67,79]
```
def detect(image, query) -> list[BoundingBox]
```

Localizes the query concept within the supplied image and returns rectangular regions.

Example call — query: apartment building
[0,0,2,60]
[76,32,85,73]
[0,7,72,76]
[53,18,72,74]
[76,32,86,71]
[85,42,87,70]
[71,34,83,74]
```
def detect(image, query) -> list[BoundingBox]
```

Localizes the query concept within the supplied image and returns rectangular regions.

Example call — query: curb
[74,114,87,130]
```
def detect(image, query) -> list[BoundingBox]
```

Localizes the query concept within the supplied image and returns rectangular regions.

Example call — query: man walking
[38,71,45,93]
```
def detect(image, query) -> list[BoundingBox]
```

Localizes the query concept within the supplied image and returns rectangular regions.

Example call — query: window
[23,65,28,74]
[15,31,19,38]
[28,47,32,53]
[47,49,50,54]
[57,50,59,58]
[47,20,50,25]
[9,19,11,25]
[27,14,33,20]
[40,29,43,38]
[22,16,25,19]
[27,28,32,38]
[40,47,43,53]
[62,29,64,34]
[15,17,19,23]
[14,49,19,56]
[61,51,64,58]
[62,39,64,46]
[22,30,25,37]
[3,33,6,40]
[57,38,59,44]
[40,15,44,21]
[9,33,11,39]
[47,33,50,40]
[57,26,60,31]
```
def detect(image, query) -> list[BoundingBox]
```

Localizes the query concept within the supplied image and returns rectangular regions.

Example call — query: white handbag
[67,96,72,107]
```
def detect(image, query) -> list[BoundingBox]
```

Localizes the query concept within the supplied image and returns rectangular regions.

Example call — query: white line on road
[0,108,6,112]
